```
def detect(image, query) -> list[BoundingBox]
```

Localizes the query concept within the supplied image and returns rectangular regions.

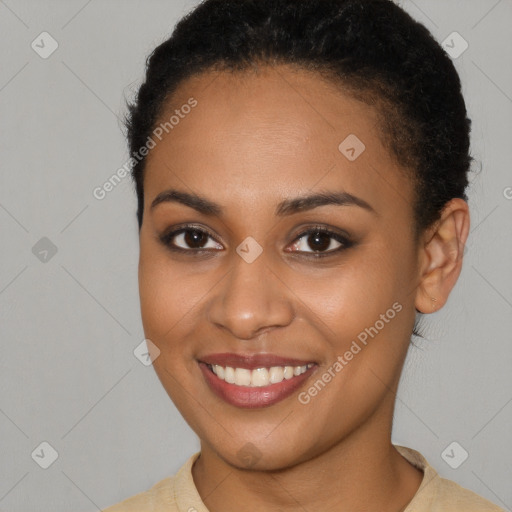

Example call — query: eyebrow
[150,188,377,217]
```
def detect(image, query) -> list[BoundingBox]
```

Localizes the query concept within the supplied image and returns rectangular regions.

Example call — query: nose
[206,250,295,340]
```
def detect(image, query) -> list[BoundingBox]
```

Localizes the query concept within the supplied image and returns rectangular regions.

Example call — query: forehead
[144,65,413,218]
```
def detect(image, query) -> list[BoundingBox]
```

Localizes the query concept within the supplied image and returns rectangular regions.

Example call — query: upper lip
[199,353,316,370]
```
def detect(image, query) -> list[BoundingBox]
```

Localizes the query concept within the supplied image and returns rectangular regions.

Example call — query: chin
[205,435,318,473]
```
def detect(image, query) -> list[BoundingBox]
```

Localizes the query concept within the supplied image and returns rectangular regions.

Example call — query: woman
[105,0,504,510]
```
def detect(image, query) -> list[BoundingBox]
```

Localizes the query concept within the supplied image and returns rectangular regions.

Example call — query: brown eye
[288,227,353,256]
[160,226,223,252]
[306,231,332,252]
[183,229,209,248]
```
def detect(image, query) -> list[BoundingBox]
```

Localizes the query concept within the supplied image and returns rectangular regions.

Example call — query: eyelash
[158,223,354,258]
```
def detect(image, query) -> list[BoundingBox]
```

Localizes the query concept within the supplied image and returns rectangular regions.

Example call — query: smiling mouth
[198,355,317,408]
[206,363,314,387]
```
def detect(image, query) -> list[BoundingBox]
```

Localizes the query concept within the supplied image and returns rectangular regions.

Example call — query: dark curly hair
[124,0,473,337]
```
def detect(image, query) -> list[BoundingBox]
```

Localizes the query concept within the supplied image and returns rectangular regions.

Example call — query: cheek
[138,238,196,346]
[137,245,207,406]
[285,239,417,400]
[289,248,404,332]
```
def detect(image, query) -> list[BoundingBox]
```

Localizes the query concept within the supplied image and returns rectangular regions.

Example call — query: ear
[415,198,470,314]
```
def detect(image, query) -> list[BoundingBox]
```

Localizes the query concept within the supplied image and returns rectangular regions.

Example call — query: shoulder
[432,475,505,511]
[102,453,201,512]
[394,445,505,512]
[102,476,175,512]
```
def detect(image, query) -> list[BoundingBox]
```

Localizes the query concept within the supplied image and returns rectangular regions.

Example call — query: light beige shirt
[103,445,505,511]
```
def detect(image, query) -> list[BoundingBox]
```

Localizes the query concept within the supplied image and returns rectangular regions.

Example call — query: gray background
[0,0,511,510]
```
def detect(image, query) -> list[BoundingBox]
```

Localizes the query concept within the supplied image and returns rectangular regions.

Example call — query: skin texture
[138,64,470,512]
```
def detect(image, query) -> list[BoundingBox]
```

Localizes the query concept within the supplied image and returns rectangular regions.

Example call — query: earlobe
[414,198,470,314]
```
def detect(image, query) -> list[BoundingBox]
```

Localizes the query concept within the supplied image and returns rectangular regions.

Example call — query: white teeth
[251,368,269,387]
[215,365,225,379]
[269,366,284,384]
[224,366,235,384]
[234,368,252,386]
[283,366,294,380]
[209,363,313,387]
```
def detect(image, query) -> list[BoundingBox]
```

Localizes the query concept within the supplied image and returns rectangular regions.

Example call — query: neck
[192,400,423,512]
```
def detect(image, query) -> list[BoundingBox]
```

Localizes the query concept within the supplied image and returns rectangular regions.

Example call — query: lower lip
[199,362,316,409]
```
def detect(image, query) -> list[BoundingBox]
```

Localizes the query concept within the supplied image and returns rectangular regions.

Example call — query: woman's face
[138,65,421,470]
